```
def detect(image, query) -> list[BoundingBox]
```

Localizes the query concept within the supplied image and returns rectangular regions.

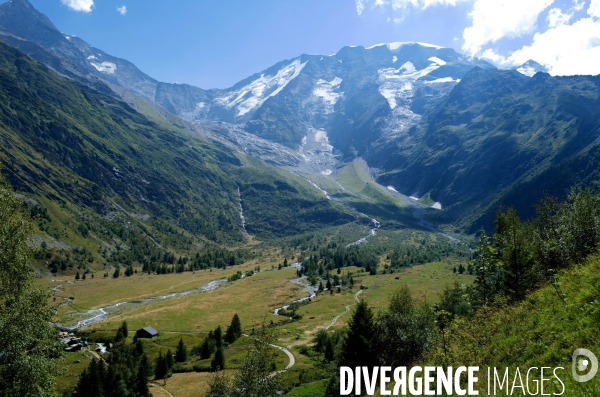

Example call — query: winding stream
[57,278,227,330]
[273,263,317,317]
[346,218,381,248]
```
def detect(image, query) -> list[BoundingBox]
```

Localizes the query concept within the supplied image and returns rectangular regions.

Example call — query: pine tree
[115,321,128,342]
[166,349,174,371]
[135,354,151,397]
[75,270,80,280]
[154,352,168,380]
[211,346,226,371]
[200,337,216,359]
[230,314,242,339]
[339,299,377,369]
[175,338,188,362]
[225,325,236,344]
[471,231,499,307]
[495,207,535,302]
[214,325,223,348]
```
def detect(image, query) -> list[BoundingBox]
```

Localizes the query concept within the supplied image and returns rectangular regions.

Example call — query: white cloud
[506,17,600,75]
[356,0,469,19]
[61,0,94,13]
[356,0,365,15]
[117,6,127,15]
[547,8,572,28]
[462,0,554,56]
[573,0,586,12]
[357,0,470,23]
[589,0,600,17]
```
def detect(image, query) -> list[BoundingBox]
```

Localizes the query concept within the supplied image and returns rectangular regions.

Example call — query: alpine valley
[1,0,600,396]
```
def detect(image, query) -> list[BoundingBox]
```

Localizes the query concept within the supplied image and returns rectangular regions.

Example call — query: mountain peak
[514,60,549,77]
[364,41,444,51]
[0,0,59,33]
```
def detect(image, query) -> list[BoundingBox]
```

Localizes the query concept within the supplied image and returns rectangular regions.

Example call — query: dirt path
[150,383,175,397]
[242,334,295,376]
[325,290,363,330]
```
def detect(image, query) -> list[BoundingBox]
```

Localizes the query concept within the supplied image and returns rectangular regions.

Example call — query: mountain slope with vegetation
[0,40,354,274]
[375,68,600,232]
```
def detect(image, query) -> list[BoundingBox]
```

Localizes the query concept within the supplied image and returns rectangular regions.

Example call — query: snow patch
[312,77,343,114]
[516,66,536,77]
[425,77,460,84]
[377,61,439,109]
[86,55,97,60]
[428,56,446,65]
[409,196,419,200]
[214,59,307,117]
[314,129,333,151]
[387,186,398,192]
[321,169,332,176]
[90,61,117,74]
[366,41,444,50]
[432,202,443,210]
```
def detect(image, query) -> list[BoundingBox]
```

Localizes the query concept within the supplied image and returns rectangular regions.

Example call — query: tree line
[320,185,600,395]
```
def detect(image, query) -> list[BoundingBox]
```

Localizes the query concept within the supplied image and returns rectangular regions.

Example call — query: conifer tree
[231,313,242,339]
[471,231,499,307]
[135,354,151,397]
[166,349,174,371]
[176,338,188,362]
[495,207,535,302]
[200,336,216,359]
[339,298,377,369]
[211,346,226,371]
[214,325,223,348]
[154,351,168,380]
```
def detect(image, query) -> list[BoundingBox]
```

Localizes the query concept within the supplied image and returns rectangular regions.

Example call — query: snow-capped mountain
[0,0,493,163]
[512,60,549,77]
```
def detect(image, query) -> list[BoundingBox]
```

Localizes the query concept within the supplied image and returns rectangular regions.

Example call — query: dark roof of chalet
[139,326,158,336]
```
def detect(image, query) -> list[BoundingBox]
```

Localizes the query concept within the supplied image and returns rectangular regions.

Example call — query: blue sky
[25,0,600,88]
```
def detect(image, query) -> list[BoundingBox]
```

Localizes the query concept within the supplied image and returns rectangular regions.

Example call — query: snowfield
[312,77,343,114]
[90,61,117,74]
[214,59,308,117]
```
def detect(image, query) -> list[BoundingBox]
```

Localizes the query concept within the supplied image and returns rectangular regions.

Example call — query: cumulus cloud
[357,0,600,76]
[117,6,127,15]
[462,0,553,56]
[507,16,600,75]
[474,0,600,76]
[589,0,600,17]
[61,0,94,13]
[547,8,572,28]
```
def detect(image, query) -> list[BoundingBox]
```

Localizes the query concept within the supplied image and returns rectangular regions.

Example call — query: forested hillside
[0,40,353,274]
